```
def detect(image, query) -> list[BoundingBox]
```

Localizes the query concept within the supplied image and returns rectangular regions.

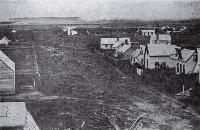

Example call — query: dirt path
[24,30,200,130]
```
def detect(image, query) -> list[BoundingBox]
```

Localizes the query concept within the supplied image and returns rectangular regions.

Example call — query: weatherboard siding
[0,60,15,95]
[145,55,172,69]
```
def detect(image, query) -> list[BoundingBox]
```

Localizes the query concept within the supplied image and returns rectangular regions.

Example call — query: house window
[125,39,128,44]
[147,59,148,68]
[180,64,182,73]
[134,57,135,62]
[105,44,108,48]
[177,63,179,73]
[141,59,144,65]
[161,62,166,68]
[155,62,159,68]
[193,54,197,61]
[151,32,153,35]
[183,65,185,74]
[140,50,143,55]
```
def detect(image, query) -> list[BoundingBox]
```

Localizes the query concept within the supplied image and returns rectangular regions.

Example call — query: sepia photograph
[0,0,200,129]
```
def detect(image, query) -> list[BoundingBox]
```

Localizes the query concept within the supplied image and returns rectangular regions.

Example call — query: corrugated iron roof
[0,50,15,71]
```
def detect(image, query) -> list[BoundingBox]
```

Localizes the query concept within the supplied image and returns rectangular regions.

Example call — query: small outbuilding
[0,50,15,95]
[0,36,10,46]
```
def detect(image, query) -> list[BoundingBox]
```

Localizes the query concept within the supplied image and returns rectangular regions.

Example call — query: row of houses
[100,33,200,82]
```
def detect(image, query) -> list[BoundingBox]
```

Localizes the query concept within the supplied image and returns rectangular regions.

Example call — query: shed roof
[0,50,15,71]
[0,102,26,127]
[147,44,180,57]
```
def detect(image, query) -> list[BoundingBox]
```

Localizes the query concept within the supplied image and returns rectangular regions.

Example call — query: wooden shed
[0,50,15,95]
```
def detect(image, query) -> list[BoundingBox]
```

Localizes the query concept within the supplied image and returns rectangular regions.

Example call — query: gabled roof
[141,29,155,32]
[0,36,9,41]
[113,41,123,48]
[0,50,15,71]
[0,102,26,127]
[118,44,132,54]
[131,49,141,57]
[180,49,196,62]
[100,38,117,45]
[147,44,180,57]
[151,34,171,41]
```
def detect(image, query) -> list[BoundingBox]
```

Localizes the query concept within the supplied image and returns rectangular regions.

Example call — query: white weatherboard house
[0,50,15,95]
[150,34,172,44]
[100,37,130,50]
[130,45,146,66]
[0,102,40,130]
[0,36,10,46]
[171,48,197,74]
[141,29,155,36]
[144,44,180,69]
[114,43,134,60]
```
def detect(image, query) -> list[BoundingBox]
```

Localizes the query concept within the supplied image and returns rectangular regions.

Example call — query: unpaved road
[13,29,200,130]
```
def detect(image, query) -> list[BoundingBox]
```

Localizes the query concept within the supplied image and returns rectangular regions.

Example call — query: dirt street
[14,29,200,130]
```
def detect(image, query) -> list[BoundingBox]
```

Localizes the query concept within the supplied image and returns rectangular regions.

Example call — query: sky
[0,0,200,21]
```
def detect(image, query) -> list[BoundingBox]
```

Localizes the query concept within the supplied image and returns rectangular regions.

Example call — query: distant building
[63,26,78,35]
[100,37,130,50]
[100,38,118,49]
[150,34,172,44]
[0,50,15,95]
[0,102,40,130]
[11,28,17,33]
[0,36,10,46]
[141,29,155,36]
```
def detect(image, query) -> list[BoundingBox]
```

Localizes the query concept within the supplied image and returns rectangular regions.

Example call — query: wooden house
[171,48,197,74]
[141,29,155,36]
[130,45,146,66]
[150,34,171,44]
[144,44,180,69]
[114,43,134,60]
[0,50,15,95]
[100,37,130,50]
[0,36,10,46]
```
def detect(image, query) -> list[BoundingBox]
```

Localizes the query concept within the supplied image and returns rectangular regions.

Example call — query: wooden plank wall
[0,60,15,94]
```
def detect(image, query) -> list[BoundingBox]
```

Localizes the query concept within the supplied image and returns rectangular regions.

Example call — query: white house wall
[173,57,196,74]
[100,44,113,49]
[145,55,172,69]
